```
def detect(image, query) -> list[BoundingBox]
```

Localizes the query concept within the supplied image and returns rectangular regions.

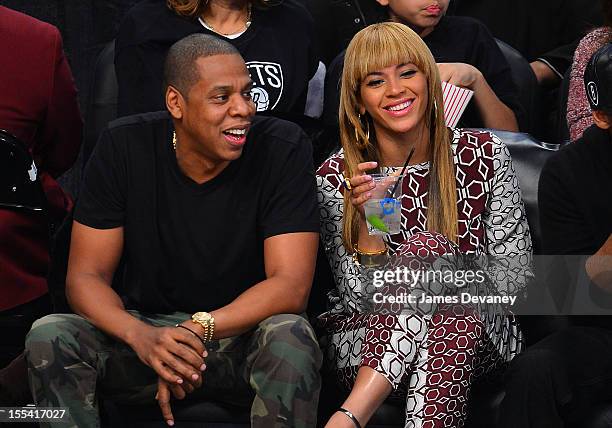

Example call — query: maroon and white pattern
[316,129,532,427]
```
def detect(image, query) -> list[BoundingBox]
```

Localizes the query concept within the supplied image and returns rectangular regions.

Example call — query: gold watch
[191,312,215,342]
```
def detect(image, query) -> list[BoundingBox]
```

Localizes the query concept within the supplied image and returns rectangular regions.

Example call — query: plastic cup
[363,174,403,235]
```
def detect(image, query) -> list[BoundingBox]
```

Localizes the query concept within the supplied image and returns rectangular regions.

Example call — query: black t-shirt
[323,16,522,130]
[539,125,612,255]
[75,112,319,313]
[539,125,612,327]
[115,0,318,117]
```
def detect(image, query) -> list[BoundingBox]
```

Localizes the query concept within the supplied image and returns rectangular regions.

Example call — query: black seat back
[495,39,538,134]
[83,40,118,167]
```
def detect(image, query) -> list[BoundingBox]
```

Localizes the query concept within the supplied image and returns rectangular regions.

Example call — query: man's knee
[256,314,323,371]
[26,314,95,368]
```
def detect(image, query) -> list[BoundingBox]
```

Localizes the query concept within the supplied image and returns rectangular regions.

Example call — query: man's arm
[208,231,318,339]
[66,222,138,341]
[66,221,206,385]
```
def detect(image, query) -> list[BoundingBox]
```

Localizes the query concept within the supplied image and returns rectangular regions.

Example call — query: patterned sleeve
[483,135,533,296]
[317,173,370,313]
[567,28,612,141]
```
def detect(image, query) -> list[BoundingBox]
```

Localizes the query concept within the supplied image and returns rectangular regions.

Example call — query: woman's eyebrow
[365,63,411,78]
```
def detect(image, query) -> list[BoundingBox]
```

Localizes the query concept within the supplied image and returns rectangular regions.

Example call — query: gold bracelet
[352,244,389,267]
[354,245,388,256]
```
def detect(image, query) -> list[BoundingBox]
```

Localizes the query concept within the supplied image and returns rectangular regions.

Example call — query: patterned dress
[316,129,532,428]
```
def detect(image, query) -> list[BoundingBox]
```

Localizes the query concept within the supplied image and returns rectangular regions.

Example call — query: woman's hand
[346,161,378,217]
[437,62,482,90]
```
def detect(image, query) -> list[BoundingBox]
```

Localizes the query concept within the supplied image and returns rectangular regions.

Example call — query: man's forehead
[195,54,248,74]
[194,54,250,87]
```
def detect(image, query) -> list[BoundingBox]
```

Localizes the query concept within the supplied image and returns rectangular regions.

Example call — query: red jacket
[0,6,82,311]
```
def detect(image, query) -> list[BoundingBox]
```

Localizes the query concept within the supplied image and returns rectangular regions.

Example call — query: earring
[354,113,370,149]
[433,99,439,123]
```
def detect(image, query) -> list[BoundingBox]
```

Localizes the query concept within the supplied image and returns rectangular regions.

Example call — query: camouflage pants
[25,312,322,428]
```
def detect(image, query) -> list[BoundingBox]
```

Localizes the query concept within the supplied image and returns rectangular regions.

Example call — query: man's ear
[166,85,184,120]
[592,110,612,130]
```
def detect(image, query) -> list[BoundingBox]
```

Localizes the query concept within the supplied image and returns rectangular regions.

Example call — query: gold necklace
[200,4,252,37]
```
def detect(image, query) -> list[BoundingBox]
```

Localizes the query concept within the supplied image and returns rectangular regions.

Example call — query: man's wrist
[122,318,150,347]
[190,312,215,342]
[181,319,206,338]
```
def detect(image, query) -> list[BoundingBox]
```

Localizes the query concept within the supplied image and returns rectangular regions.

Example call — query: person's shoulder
[574,27,612,64]
[539,130,600,183]
[452,129,509,180]
[106,111,170,142]
[0,6,60,42]
[579,27,612,47]
[317,149,345,177]
[260,0,313,30]
[316,149,345,194]
[440,15,489,35]
[452,128,505,151]
[117,0,194,47]
[249,115,306,144]
[551,125,607,166]
[248,116,313,159]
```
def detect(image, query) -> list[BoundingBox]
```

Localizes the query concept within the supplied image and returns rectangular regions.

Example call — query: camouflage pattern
[25,312,322,428]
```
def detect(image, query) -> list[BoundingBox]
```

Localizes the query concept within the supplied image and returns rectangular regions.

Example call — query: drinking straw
[388,147,415,197]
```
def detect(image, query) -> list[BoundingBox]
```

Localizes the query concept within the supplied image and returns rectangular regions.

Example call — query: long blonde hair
[166,0,272,17]
[340,22,457,251]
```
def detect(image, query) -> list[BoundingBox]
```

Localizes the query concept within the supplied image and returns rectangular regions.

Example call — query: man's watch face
[193,312,212,323]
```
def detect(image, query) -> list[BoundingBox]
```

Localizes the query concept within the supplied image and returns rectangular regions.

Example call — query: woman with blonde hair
[317,22,531,427]
[115,0,320,117]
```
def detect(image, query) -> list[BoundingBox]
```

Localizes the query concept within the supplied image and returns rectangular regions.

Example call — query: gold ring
[343,177,352,191]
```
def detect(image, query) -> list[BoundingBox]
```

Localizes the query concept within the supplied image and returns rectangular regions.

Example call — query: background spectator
[567,0,612,141]
[115,0,320,118]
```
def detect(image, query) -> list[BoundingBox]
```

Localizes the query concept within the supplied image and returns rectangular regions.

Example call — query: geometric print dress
[316,129,532,428]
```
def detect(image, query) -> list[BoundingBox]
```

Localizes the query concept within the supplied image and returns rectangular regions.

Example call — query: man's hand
[126,322,207,386]
[437,62,482,89]
[153,326,207,427]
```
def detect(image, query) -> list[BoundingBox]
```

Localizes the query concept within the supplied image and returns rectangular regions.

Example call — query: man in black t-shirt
[25,34,322,428]
[499,44,612,427]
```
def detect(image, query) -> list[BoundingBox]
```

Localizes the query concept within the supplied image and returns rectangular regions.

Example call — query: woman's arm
[317,172,371,313]
[483,135,533,295]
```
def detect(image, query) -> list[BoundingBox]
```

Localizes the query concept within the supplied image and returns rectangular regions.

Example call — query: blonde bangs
[344,23,432,93]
